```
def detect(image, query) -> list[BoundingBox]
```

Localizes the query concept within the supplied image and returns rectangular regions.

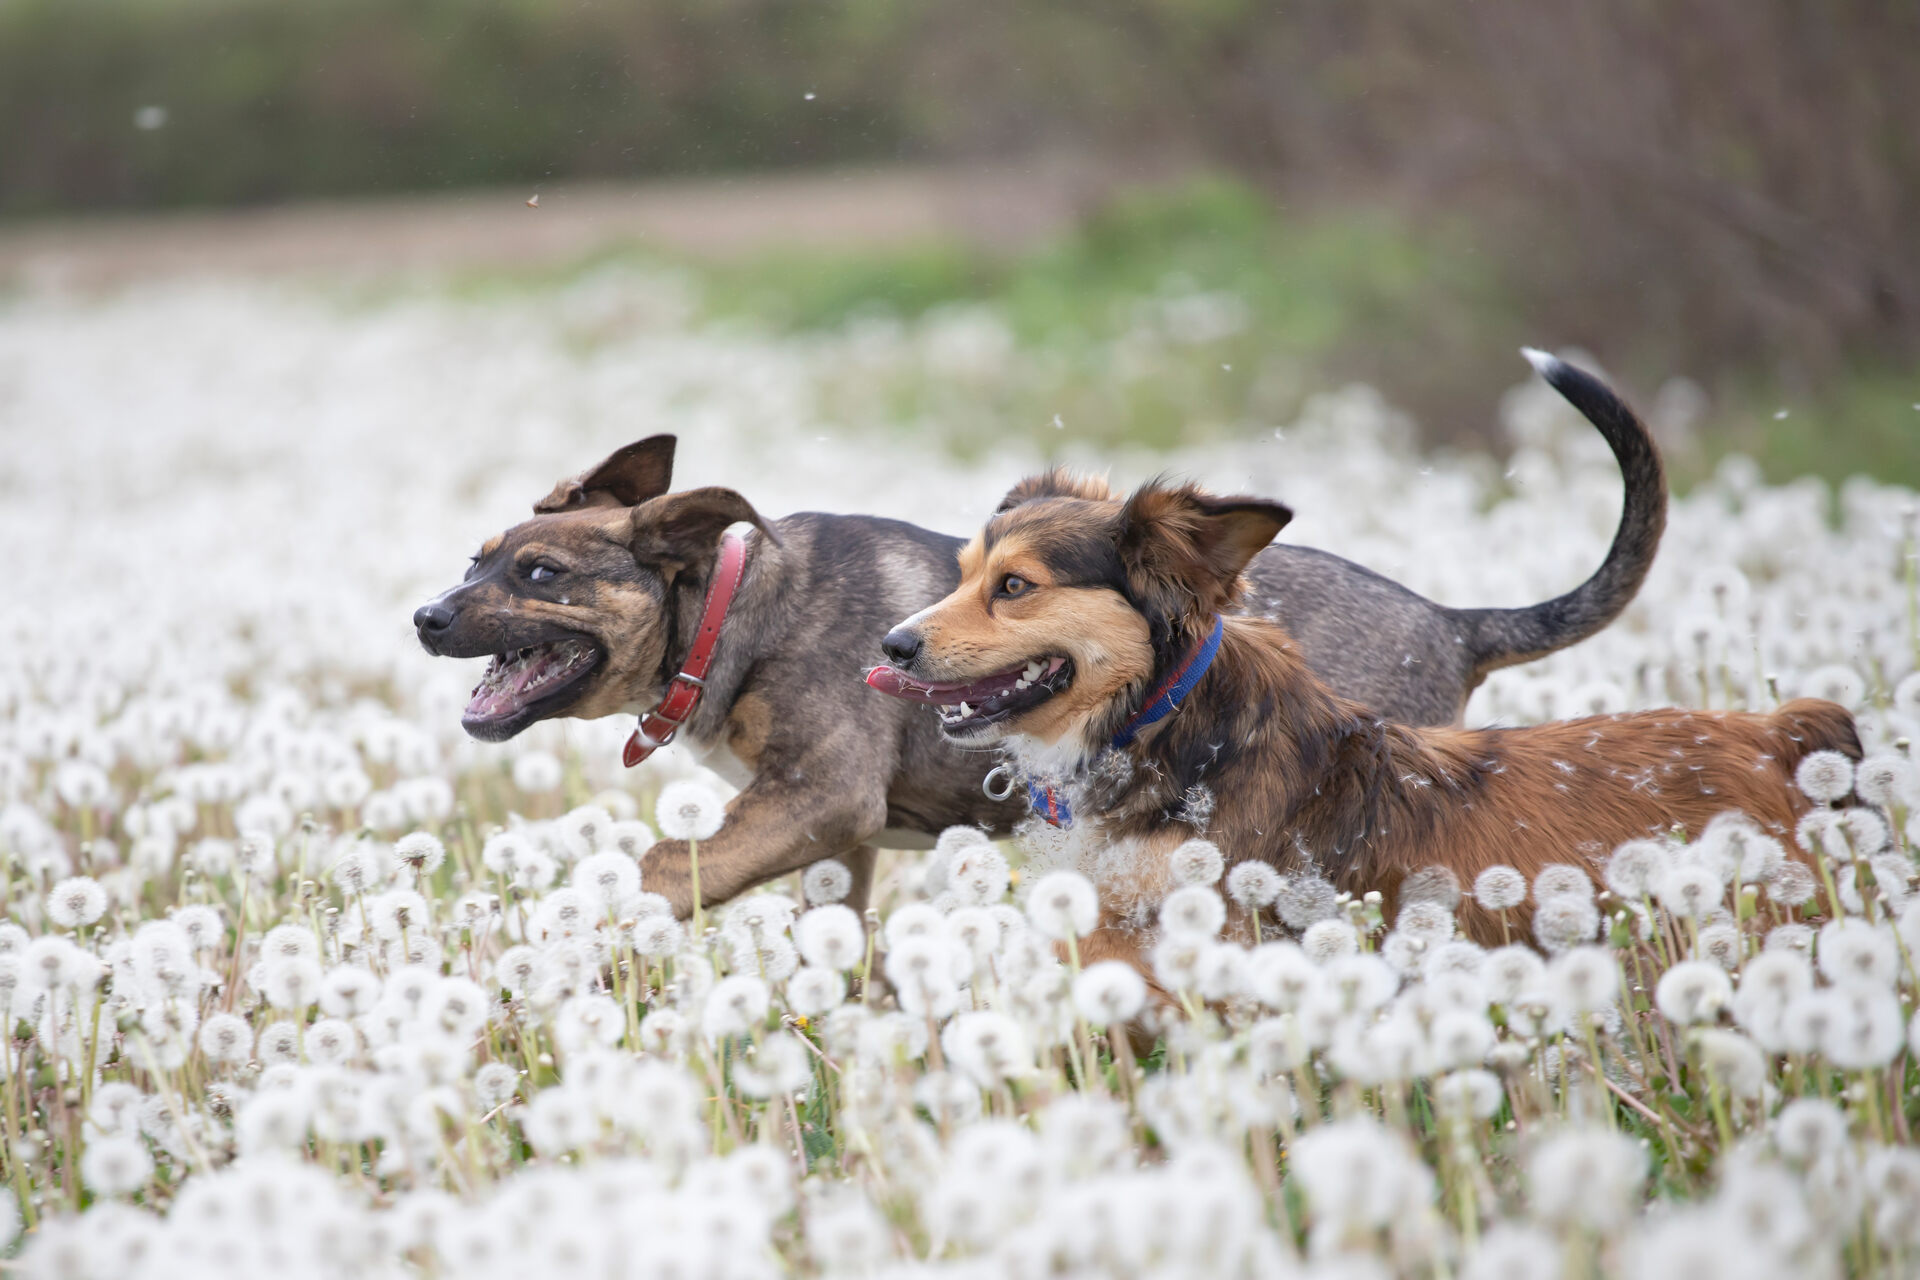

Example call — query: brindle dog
[413,353,1665,917]
[867,470,1858,974]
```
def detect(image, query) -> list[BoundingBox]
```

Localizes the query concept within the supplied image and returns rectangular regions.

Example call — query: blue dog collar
[1110,614,1225,749]
[1026,614,1225,827]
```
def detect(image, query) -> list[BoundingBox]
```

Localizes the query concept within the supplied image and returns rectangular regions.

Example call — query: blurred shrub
[0,0,916,210]
[4,0,1914,402]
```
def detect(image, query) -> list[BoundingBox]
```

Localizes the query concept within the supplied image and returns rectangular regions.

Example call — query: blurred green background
[4,0,1916,482]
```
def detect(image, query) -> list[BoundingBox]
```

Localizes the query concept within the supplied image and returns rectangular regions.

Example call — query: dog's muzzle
[413,601,456,654]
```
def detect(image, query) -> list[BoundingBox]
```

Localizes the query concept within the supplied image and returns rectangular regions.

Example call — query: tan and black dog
[414,353,1665,917]
[866,463,1858,967]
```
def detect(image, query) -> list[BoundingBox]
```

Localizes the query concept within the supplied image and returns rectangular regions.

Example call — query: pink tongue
[864,665,1022,704]
[467,650,563,718]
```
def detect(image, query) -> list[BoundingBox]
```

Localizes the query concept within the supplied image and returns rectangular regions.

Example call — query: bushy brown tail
[1772,698,1865,772]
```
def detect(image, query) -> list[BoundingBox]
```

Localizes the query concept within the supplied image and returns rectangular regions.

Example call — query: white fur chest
[683,732,755,791]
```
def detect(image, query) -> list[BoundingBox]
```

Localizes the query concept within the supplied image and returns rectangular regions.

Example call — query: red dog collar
[623,532,748,768]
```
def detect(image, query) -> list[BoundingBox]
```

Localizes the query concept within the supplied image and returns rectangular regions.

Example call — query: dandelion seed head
[1766,860,1818,908]
[1795,749,1855,803]
[802,858,854,905]
[1528,1128,1646,1231]
[1655,960,1733,1025]
[1224,860,1282,909]
[510,751,564,795]
[1169,838,1225,886]
[1853,753,1916,808]
[1159,884,1226,938]
[1275,872,1339,930]
[1025,870,1098,940]
[1532,895,1599,953]
[1532,864,1594,906]
[1300,918,1359,962]
[394,831,446,875]
[1473,865,1528,911]
[655,780,725,841]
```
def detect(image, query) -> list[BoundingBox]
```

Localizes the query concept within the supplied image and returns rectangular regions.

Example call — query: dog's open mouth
[462,637,603,740]
[865,656,1072,734]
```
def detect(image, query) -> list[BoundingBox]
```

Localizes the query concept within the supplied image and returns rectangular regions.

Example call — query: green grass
[446,178,1920,488]
[1683,371,1920,491]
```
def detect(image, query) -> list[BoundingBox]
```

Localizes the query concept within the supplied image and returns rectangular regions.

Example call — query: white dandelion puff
[802,859,854,905]
[656,780,725,841]
[1473,865,1528,911]
[44,876,108,929]
[1025,870,1098,941]
[1794,750,1855,803]
[1224,860,1282,909]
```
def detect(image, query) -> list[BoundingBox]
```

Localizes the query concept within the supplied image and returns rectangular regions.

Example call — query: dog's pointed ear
[534,435,677,514]
[629,486,778,567]
[995,468,1113,514]
[1118,482,1292,618]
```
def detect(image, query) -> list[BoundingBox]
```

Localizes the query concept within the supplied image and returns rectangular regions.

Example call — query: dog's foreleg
[641,770,889,920]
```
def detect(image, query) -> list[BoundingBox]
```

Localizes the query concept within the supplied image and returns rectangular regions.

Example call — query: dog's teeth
[1023,660,1043,682]
[1014,677,1030,690]
[957,702,973,718]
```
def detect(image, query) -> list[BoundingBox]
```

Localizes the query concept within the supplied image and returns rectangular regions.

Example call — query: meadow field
[4,254,1920,1278]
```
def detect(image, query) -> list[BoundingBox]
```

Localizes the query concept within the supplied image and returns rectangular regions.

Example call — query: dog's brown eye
[527,563,561,583]
[999,574,1030,597]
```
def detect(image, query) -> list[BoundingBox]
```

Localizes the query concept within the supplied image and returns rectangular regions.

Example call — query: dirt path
[0,156,1179,290]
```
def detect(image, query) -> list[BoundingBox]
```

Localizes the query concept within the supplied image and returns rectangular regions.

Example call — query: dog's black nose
[414,602,456,634]
[880,628,921,666]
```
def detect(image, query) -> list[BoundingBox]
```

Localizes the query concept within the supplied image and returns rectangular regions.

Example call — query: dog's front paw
[640,840,695,919]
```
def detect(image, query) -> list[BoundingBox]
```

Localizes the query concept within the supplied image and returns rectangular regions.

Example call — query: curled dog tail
[1772,697,1866,772]
[1459,350,1668,678]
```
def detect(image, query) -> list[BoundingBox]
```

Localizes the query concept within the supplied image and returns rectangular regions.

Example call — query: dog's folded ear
[1119,482,1292,617]
[629,486,779,567]
[534,435,677,514]
[995,468,1113,514]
